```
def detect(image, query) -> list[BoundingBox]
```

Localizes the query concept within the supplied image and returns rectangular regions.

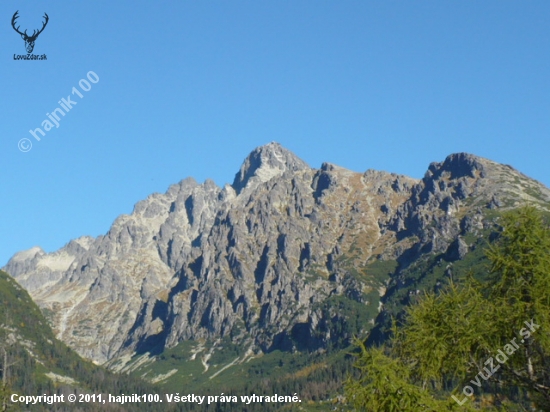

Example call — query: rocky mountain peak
[232,142,310,194]
[426,152,490,180]
[10,246,44,262]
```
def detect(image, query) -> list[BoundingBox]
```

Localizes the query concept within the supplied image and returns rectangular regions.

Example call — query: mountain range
[4,142,550,404]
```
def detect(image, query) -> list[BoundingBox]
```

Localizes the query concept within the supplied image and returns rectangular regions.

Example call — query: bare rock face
[390,153,550,257]
[232,142,310,194]
[4,145,550,365]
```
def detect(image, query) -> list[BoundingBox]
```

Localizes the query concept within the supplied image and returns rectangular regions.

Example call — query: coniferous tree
[345,206,550,411]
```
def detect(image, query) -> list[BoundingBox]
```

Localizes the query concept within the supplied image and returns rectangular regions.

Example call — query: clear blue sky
[2,1,550,266]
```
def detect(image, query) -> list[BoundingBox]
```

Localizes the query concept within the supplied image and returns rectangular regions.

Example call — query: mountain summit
[4,144,550,373]
[232,142,310,194]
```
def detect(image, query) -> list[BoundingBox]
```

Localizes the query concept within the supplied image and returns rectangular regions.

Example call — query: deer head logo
[11,11,49,54]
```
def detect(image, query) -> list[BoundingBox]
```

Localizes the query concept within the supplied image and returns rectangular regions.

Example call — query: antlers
[11,11,25,36]
[34,13,49,38]
[11,11,49,40]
